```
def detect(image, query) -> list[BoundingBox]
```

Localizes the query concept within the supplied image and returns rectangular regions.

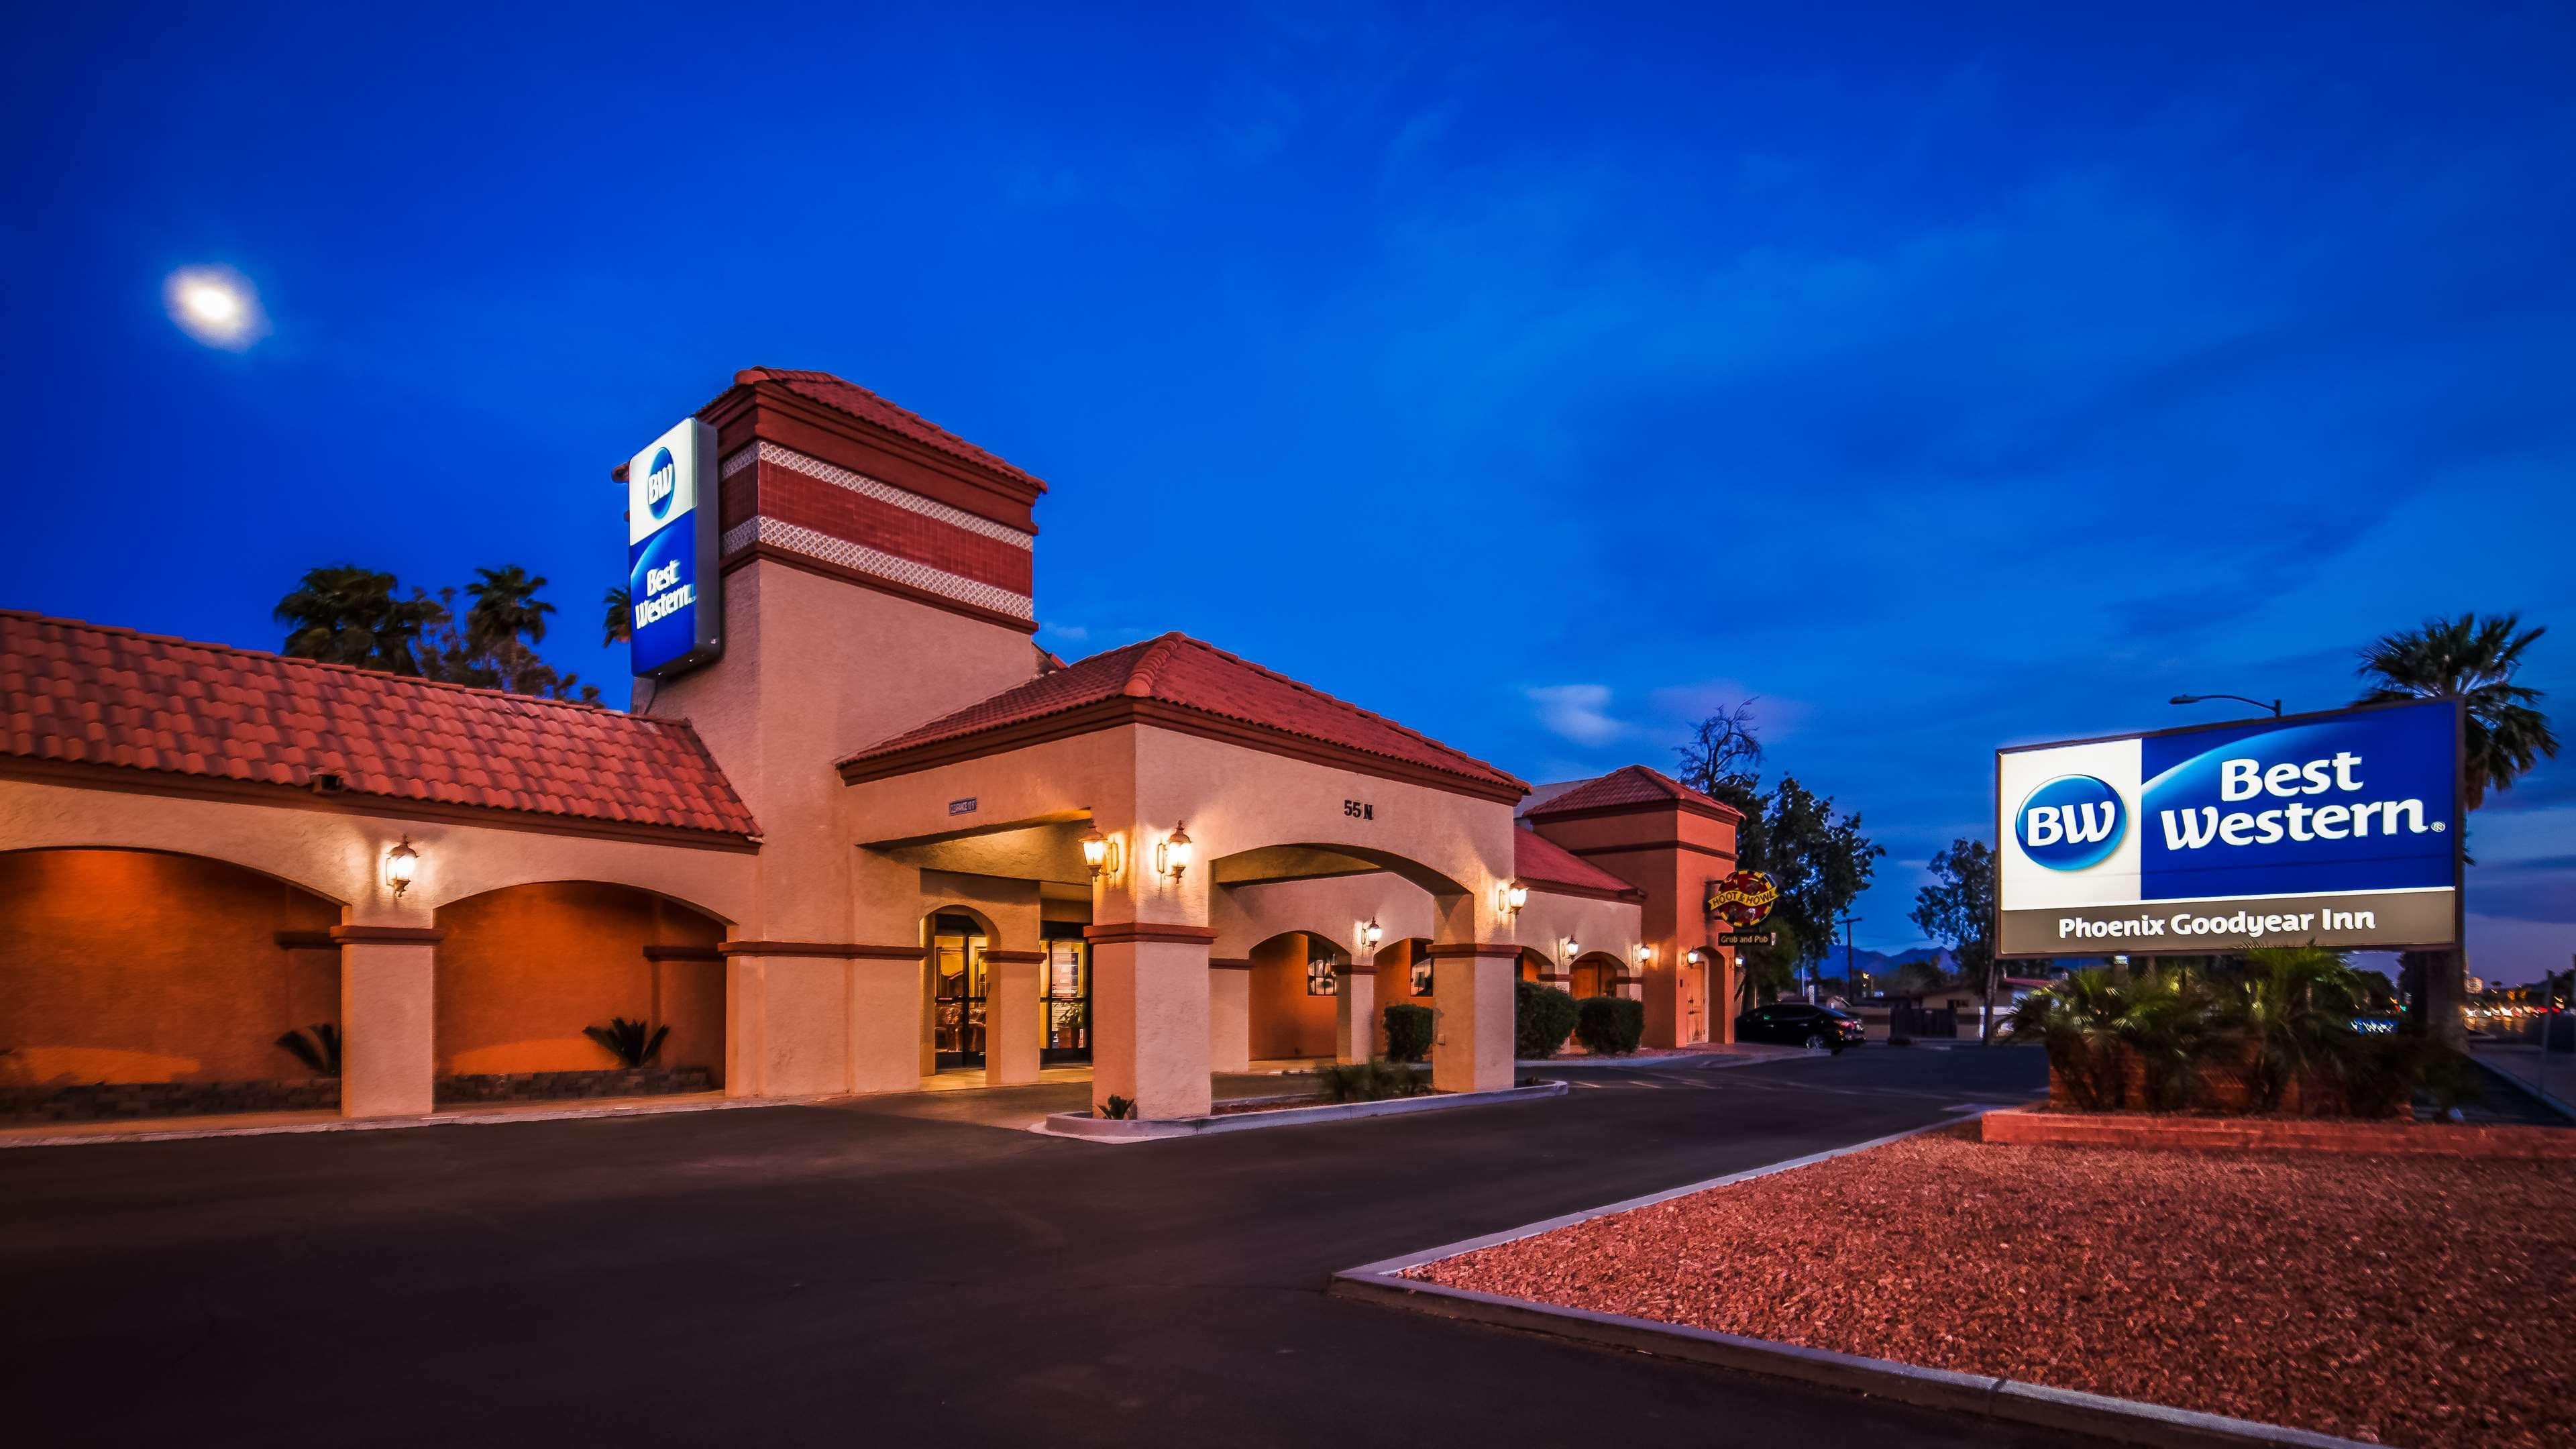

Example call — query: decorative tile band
[720,517,1036,621]
[721,443,1033,550]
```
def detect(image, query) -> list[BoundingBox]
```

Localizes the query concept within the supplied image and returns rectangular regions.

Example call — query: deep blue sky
[6,3,2570,981]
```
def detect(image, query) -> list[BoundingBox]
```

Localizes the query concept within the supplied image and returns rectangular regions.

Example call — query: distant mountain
[1809,944,1955,979]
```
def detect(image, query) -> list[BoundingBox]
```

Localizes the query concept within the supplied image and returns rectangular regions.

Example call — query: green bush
[1316,1060,1428,1102]
[1515,980,1578,1061]
[1572,996,1646,1055]
[1383,1004,1436,1063]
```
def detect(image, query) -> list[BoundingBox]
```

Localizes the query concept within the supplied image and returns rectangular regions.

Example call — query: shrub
[1097,1093,1137,1120]
[1515,980,1578,1061]
[1317,1060,1429,1103]
[1572,996,1646,1055]
[1383,1004,1436,1063]
[584,1017,670,1069]
[274,1023,341,1077]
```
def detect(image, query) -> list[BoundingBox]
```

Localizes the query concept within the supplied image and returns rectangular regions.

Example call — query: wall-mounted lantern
[1562,937,1580,966]
[1685,947,1709,967]
[384,837,419,898]
[1359,917,1384,953]
[1155,822,1193,884]
[1080,826,1121,881]
[1494,878,1528,918]
[1635,943,1654,968]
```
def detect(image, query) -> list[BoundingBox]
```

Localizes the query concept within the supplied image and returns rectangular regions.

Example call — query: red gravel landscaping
[1407,1127,2576,1448]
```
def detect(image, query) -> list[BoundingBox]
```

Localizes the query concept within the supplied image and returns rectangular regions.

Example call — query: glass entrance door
[1041,931,1090,1064]
[931,916,987,1067]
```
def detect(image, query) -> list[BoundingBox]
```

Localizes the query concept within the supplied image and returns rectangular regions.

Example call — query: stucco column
[1334,966,1377,1065]
[1088,923,1214,1120]
[716,942,877,1097]
[1208,959,1252,1075]
[335,925,437,1118]
[984,950,1044,1087]
[850,947,924,1093]
[1429,943,1517,1093]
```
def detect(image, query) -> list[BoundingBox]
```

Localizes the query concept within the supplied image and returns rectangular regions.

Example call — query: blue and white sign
[1996,700,2461,955]
[627,417,722,678]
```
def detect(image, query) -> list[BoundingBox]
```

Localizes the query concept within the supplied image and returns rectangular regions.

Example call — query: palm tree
[2357,612,2559,808]
[2220,947,2365,1113]
[463,565,557,652]
[274,565,445,674]
[602,584,632,647]
[2355,612,2558,1047]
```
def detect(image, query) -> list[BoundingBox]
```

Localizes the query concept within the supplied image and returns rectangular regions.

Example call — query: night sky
[7,3,2569,979]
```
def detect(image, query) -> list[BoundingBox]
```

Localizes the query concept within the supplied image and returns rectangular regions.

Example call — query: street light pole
[1839,914,1860,1002]
[2169,692,2284,718]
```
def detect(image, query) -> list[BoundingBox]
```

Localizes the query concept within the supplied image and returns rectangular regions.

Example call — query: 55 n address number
[1343,800,1375,820]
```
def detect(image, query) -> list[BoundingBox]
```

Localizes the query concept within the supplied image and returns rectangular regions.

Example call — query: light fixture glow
[1360,917,1384,951]
[163,266,269,351]
[384,836,419,897]
[1079,826,1119,881]
[1156,822,1192,883]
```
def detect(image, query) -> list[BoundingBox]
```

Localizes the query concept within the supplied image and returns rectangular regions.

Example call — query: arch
[1568,951,1625,1001]
[431,881,727,1088]
[1244,928,1346,1063]
[1208,842,1472,903]
[1519,947,1553,984]
[922,902,1001,1067]
[0,843,348,909]
[0,847,342,1114]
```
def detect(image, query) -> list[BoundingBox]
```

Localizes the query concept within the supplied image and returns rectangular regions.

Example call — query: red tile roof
[1523,763,1742,820]
[843,633,1528,799]
[0,611,757,839]
[731,368,1046,492]
[1514,828,1642,899]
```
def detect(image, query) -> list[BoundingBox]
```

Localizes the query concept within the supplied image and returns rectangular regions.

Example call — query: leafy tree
[278,563,600,704]
[274,565,445,674]
[1676,699,1772,871]
[1763,776,1884,977]
[1910,838,1998,1039]
[2354,611,2557,1046]
[1736,915,1803,1008]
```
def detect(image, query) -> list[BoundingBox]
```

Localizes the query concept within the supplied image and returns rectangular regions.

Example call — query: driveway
[1,1046,2055,1448]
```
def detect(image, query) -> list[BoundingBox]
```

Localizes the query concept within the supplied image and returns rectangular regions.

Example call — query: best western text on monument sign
[627,418,723,678]
[1995,700,2462,957]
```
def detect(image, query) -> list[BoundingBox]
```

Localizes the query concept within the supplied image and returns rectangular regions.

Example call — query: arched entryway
[432,881,727,1099]
[0,848,342,1120]
[924,904,1000,1069]
[1246,930,1345,1063]
[1568,951,1625,1000]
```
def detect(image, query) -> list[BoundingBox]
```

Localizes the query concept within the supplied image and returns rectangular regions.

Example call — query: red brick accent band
[1979,1106,2576,1158]
[642,945,723,962]
[1083,922,1221,946]
[1208,957,1254,970]
[274,929,335,950]
[329,924,445,945]
[1421,942,1525,959]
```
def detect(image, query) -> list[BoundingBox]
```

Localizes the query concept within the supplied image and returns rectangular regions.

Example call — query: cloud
[1526,684,1629,747]
[1040,623,1090,642]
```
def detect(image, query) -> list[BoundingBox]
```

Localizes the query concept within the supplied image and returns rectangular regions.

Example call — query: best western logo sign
[1994,700,2461,957]
[626,418,722,679]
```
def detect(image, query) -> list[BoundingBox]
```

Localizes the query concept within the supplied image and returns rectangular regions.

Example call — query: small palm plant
[2222,947,2365,1113]
[2008,971,2127,1110]
[274,1023,342,1077]
[2116,966,2220,1111]
[583,1017,669,1069]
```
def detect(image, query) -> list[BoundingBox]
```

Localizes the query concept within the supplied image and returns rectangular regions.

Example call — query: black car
[1735,1001,1866,1051]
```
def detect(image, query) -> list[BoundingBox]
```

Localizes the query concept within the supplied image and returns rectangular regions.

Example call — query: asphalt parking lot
[1,1046,2055,1448]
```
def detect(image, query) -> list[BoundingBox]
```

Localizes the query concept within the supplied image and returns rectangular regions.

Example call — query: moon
[164,266,268,350]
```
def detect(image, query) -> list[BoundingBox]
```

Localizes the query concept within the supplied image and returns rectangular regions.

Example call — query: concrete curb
[1329,1106,2377,1449]
[1040,1079,1570,1142]
[0,1091,825,1149]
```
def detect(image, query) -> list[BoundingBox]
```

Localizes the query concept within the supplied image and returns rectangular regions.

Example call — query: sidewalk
[2469,1044,2576,1121]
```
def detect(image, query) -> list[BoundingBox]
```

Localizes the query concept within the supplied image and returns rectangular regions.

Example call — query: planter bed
[0,1077,339,1122]
[1984,1105,2576,1158]
[433,1065,714,1105]
[1396,1126,2576,1449]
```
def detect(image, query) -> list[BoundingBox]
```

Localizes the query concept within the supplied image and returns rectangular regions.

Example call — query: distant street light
[2170,693,2282,718]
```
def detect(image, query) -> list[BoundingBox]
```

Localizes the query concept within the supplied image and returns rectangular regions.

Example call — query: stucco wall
[433,882,724,1078]
[0,849,339,1085]
[1246,932,1335,1060]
